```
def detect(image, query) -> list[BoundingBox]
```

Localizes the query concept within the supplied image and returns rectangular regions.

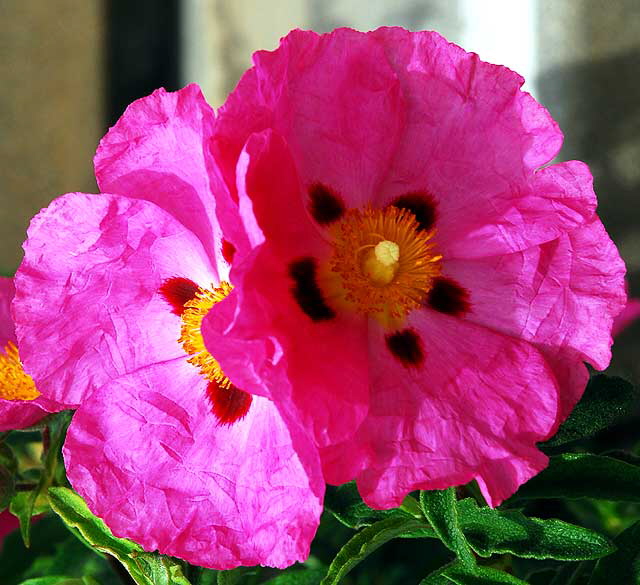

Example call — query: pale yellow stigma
[179,281,233,388]
[0,341,40,401]
[328,206,441,326]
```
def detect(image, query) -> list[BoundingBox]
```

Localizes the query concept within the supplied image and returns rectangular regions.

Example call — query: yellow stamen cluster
[0,341,40,401]
[179,281,233,388]
[329,206,441,326]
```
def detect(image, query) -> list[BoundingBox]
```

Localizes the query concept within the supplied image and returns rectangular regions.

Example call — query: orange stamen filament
[0,341,40,401]
[328,206,442,325]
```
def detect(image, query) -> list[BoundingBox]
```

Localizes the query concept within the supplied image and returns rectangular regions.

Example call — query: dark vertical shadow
[105,0,181,128]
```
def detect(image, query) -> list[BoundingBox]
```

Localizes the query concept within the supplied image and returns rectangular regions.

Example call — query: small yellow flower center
[328,206,441,326]
[0,341,40,401]
[179,281,233,389]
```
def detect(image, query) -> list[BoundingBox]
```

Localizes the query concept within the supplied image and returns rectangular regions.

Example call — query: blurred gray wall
[0,1,103,271]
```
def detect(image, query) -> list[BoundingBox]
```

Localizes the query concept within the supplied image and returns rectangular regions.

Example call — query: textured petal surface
[322,313,557,508]
[204,131,370,446]
[212,28,590,258]
[206,27,625,509]
[95,85,225,274]
[612,296,640,337]
[14,193,214,406]
[64,358,324,569]
[0,277,59,431]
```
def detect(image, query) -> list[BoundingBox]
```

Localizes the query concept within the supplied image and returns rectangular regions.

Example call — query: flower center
[179,281,235,391]
[328,206,441,326]
[0,341,40,401]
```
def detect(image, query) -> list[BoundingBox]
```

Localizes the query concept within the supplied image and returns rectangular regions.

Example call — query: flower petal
[213,28,404,208]
[322,312,558,509]
[204,130,370,446]
[95,85,225,276]
[14,193,215,406]
[63,358,324,569]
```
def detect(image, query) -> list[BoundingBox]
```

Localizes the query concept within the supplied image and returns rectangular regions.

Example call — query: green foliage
[589,520,640,584]
[0,513,119,585]
[420,488,475,568]
[324,482,408,529]
[0,441,17,511]
[420,561,528,584]
[18,578,100,585]
[10,411,73,546]
[457,498,615,560]
[320,515,427,585]
[541,375,637,450]
[511,453,640,503]
[261,568,326,584]
[48,487,191,585]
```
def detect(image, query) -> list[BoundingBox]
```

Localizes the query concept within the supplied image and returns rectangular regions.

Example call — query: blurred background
[1,0,638,377]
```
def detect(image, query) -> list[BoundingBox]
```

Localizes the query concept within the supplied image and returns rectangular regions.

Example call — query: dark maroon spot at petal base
[206,381,253,425]
[221,239,236,264]
[385,328,425,368]
[426,277,471,316]
[308,183,346,225]
[159,276,200,316]
[289,257,336,321]
[391,192,438,232]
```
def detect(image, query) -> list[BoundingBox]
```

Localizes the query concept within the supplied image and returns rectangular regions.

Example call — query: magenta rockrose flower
[13,85,324,569]
[200,27,627,508]
[0,276,61,430]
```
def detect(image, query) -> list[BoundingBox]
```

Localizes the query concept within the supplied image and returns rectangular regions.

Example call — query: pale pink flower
[13,86,323,569]
[201,28,627,507]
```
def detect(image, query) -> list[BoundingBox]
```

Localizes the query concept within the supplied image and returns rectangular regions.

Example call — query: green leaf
[10,411,73,545]
[324,482,407,529]
[262,567,326,584]
[443,564,529,584]
[541,375,637,450]
[420,489,475,568]
[0,449,16,511]
[511,454,640,503]
[48,487,191,585]
[320,515,426,585]
[589,520,640,584]
[457,498,615,560]
[19,578,100,585]
[420,562,528,585]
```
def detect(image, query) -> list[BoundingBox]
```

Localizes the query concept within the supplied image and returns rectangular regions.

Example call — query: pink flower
[0,510,20,552]
[612,284,640,336]
[13,85,323,569]
[0,276,59,431]
[201,28,627,508]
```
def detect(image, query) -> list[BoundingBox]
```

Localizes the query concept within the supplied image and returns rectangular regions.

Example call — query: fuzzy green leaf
[320,515,426,585]
[510,453,640,503]
[324,482,407,529]
[19,578,100,585]
[542,375,637,450]
[457,498,615,560]
[589,520,640,584]
[420,562,527,585]
[48,487,190,585]
[262,567,326,584]
[420,489,475,568]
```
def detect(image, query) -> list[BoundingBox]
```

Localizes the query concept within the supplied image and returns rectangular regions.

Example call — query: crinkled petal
[0,399,49,432]
[321,312,557,509]
[64,358,324,569]
[95,85,225,276]
[0,277,63,430]
[204,130,370,446]
[213,28,404,208]
[0,277,14,347]
[444,217,626,372]
[14,193,215,406]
